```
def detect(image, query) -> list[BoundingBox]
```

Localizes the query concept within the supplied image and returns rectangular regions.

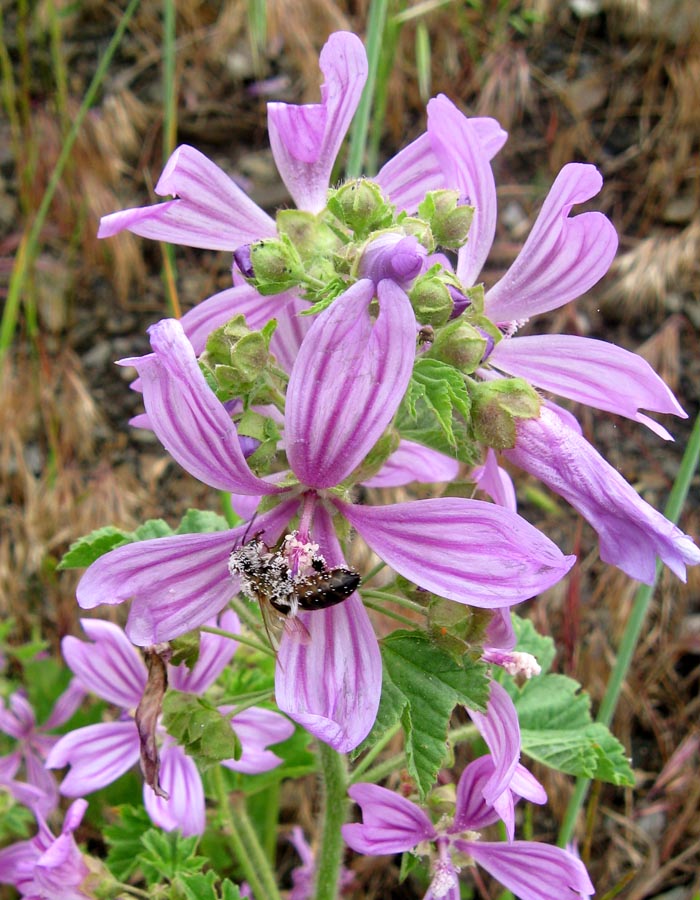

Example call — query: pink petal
[169,609,240,694]
[467,682,521,816]
[275,506,381,752]
[338,497,575,607]
[98,145,275,249]
[506,407,700,582]
[472,448,517,511]
[143,742,205,836]
[461,840,594,900]
[376,116,506,215]
[268,32,368,212]
[485,163,618,322]
[62,620,146,708]
[489,334,686,435]
[485,607,517,651]
[43,680,86,730]
[268,292,313,374]
[363,440,460,488]
[343,783,436,855]
[77,501,299,645]
[121,319,282,495]
[220,706,294,774]
[46,721,141,795]
[285,279,416,488]
[427,95,498,286]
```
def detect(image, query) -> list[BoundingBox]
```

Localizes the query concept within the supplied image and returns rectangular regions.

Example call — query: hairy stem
[314,743,349,900]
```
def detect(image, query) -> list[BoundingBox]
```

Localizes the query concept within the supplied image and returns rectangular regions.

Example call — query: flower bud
[469,378,541,450]
[418,190,474,249]
[409,274,453,326]
[277,209,341,259]
[201,315,275,399]
[327,179,394,236]
[426,319,487,374]
[246,236,304,295]
[359,233,428,287]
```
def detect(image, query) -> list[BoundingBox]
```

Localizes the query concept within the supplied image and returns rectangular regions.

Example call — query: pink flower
[0,799,92,899]
[46,615,293,836]
[343,758,592,900]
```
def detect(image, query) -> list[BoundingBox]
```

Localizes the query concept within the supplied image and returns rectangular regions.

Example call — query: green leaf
[174,870,242,900]
[138,829,206,884]
[352,675,406,759]
[381,630,490,797]
[133,518,174,540]
[508,675,634,785]
[396,358,479,467]
[510,614,556,674]
[58,525,132,569]
[162,692,241,764]
[175,509,231,534]
[103,805,153,881]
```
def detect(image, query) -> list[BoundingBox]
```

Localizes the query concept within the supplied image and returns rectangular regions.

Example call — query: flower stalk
[314,743,349,900]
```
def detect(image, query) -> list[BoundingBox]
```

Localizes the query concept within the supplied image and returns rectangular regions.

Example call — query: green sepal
[327,179,395,237]
[162,692,241,765]
[469,377,541,449]
[426,319,487,374]
[169,630,201,670]
[418,190,474,249]
[248,235,305,294]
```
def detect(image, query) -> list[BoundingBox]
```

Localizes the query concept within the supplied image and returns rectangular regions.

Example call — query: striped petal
[98,145,275,249]
[46,721,140,795]
[121,318,282,495]
[338,497,574,607]
[285,279,416,488]
[143,742,205,836]
[485,163,618,322]
[268,32,368,212]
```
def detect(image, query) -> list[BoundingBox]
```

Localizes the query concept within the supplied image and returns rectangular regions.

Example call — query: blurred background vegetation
[1,1,699,897]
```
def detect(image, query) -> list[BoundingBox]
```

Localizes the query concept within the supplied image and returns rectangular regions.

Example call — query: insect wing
[295,568,360,611]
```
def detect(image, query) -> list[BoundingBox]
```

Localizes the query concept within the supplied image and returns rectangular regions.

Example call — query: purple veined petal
[458,839,594,900]
[180,284,289,356]
[504,407,700,583]
[359,233,429,287]
[169,609,240,694]
[543,397,583,434]
[343,783,436,855]
[98,145,275,249]
[43,680,86,731]
[275,505,382,752]
[451,756,505,836]
[363,440,460,488]
[485,163,619,323]
[485,607,517,651]
[376,116,506,215]
[77,500,299,646]
[220,706,294,774]
[268,32,368,212]
[23,751,60,817]
[467,682,521,817]
[275,592,380,752]
[510,763,548,806]
[472,448,517,511]
[62,620,146,709]
[120,318,283,495]
[426,95,498,287]
[0,837,38,889]
[269,292,313,374]
[0,695,31,740]
[46,721,141,796]
[286,279,416,489]
[143,742,205,837]
[489,334,686,436]
[338,496,575,608]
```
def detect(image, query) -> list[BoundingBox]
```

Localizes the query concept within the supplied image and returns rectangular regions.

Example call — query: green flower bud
[409,274,453,326]
[248,236,304,295]
[398,216,435,252]
[469,378,541,450]
[327,179,394,237]
[276,209,342,260]
[426,319,487,373]
[200,315,277,400]
[418,189,474,249]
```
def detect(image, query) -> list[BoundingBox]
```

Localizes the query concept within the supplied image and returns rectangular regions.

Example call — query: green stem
[314,743,349,900]
[558,414,700,846]
[361,598,417,627]
[200,624,274,657]
[361,589,427,616]
[212,767,282,900]
[349,722,401,783]
[220,490,241,527]
[0,0,142,358]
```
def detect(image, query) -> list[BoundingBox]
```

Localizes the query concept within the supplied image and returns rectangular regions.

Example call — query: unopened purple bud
[234,244,254,279]
[359,233,428,287]
[448,284,472,319]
